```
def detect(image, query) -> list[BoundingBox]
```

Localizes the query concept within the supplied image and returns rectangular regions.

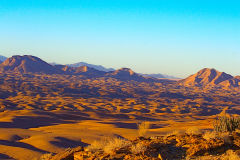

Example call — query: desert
[1,0,239,159]
[0,55,239,159]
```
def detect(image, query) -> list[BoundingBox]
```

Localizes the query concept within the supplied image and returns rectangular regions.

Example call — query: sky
[0,0,239,78]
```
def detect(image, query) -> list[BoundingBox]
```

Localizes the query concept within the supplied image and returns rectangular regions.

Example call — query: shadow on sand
[0,153,13,159]
[0,140,48,153]
[50,137,88,148]
[0,111,94,129]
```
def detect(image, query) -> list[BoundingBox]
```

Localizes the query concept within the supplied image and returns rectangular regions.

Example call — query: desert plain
[0,55,239,159]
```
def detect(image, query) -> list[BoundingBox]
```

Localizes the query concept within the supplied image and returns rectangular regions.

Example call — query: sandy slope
[0,110,213,160]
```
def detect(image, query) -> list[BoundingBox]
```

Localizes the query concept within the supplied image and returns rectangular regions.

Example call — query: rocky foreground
[39,131,240,160]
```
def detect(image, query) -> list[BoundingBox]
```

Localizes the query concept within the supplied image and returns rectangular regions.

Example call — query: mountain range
[67,62,115,72]
[67,62,178,79]
[0,55,158,82]
[0,55,178,79]
[0,55,239,90]
[140,73,179,79]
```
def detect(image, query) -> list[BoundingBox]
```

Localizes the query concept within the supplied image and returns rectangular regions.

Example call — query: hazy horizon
[1,54,240,79]
[0,0,239,78]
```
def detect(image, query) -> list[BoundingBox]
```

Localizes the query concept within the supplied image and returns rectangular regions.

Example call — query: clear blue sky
[0,0,239,78]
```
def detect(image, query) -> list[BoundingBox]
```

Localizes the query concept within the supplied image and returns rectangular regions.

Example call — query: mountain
[180,68,240,89]
[140,73,165,79]
[49,62,59,66]
[55,65,79,73]
[0,55,7,62]
[54,62,178,79]
[68,62,115,72]
[106,68,157,82]
[235,76,240,80]
[141,73,179,79]
[55,65,105,77]
[0,55,174,82]
[0,55,63,74]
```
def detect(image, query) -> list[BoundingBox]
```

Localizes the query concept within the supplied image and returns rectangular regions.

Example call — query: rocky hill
[106,68,157,82]
[68,62,115,72]
[179,68,240,89]
[40,131,240,160]
[0,55,63,74]
[55,65,105,77]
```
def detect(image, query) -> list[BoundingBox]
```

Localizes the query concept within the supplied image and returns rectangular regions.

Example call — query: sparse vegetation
[137,121,150,137]
[66,130,240,160]
[164,130,183,139]
[86,137,131,154]
[104,137,131,154]
[40,117,240,160]
[38,153,54,160]
[213,115,240,133]
[202,131,217,140]
[221,150,240,160]
[131,142,147,154]
[219,132,232,144]
[86,139,109,152]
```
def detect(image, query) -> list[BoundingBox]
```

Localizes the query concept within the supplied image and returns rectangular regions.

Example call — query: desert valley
[0,55,239,159]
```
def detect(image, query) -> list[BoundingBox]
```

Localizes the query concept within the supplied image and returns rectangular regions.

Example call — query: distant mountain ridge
[67,62,115,72]
[52,62,178,79]
[2,55,238,89]
[140,73,179,79]
[67,62,178,79]
[106,68,157,82]
[2,55,177,79]
[55,64,105,77]
[0,55,7,63]
[0,55,159,82]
